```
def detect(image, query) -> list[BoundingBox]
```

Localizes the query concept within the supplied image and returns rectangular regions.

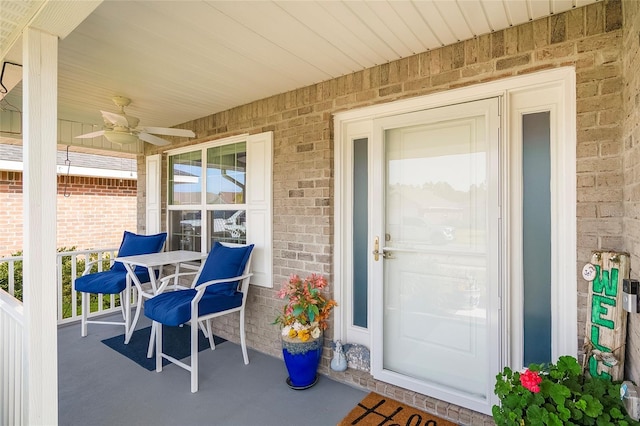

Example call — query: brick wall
[622,0,640,384]
[0,171,137,257]
[141,1,627,424]
[0,172,22,257]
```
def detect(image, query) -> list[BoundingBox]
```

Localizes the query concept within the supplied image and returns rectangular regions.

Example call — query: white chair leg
[196,320,215,349]
[191,321,199,393]
[126,288,144,344]
[119,292,126,320]
[197,320,207,335]
[81,292,88,337]
[122,287,131,342]
[147,322,156,358]
[155,321,163,373]
[240,309,249,365]
[206,319,215,350]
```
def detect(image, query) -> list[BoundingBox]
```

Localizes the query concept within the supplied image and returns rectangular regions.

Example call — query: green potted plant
[493,355,639,425]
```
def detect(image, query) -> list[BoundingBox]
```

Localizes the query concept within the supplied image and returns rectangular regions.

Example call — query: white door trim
[333,66,577,411]
[334,120,373,346]
[507,83,577,370]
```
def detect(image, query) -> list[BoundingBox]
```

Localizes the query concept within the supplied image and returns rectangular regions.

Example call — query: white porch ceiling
[1,0,599,132]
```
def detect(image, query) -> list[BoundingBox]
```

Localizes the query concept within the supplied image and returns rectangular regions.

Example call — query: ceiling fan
[75,96,195,146]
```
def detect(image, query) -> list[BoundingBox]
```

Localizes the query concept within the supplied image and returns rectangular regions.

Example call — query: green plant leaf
[491,405,502,419]
[508,409,521,424]
[310,304,319,317]
[595,414,613,426]
[557,355,582,376]
[526,404,544,423]
[495,380,512,398]
[569,405,584,421]
[579,394,604,418]
[557,405,571,421]
[548,382,571,405]
[528,363,543,373]
[547,412,564,426]
[609,407,623,420]
[505,393,526,409]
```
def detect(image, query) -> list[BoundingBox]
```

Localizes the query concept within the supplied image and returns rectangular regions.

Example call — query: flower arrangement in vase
[274,273,337,389]
[275,273,337,342]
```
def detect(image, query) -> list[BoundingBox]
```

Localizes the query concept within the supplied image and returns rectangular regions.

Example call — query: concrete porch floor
[57,314,367,426]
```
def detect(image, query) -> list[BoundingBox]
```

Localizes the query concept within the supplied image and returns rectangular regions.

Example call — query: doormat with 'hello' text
[338,392,458,426]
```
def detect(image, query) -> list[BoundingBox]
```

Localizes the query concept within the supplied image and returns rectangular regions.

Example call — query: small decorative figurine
[330,340,348,372]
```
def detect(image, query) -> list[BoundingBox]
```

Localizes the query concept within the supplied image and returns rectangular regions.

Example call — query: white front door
[370,98,501,413]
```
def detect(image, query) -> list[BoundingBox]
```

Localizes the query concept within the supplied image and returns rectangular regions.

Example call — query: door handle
[373,236,380,261]
[373,236,395,260]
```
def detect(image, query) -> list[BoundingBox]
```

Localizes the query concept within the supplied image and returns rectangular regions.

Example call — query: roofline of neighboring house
[0,160,138,179]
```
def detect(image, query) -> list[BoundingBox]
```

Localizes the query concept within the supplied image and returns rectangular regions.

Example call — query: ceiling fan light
[104,130,138,145]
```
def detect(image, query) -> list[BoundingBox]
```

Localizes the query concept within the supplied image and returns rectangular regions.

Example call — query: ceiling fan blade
[100,110,130,127]
[75,130,106,139]
[141,127,195,138]
[138,132,171,146]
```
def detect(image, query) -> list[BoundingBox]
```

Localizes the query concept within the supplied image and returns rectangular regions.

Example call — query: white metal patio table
[116,250,205,356]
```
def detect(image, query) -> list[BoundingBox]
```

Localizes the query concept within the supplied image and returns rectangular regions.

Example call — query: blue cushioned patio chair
[144,242,254,392]
[75,231,167,342]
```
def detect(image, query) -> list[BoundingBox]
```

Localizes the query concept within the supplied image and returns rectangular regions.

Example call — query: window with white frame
[164,131,273,287]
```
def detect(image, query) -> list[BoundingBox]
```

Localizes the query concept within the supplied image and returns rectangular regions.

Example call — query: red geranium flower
[520,369,542,393]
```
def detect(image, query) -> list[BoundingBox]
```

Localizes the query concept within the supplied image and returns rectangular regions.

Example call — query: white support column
[22,27,59,425]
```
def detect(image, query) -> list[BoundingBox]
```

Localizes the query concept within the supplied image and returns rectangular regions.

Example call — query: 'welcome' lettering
[584,252,628,381]
[592,266,618,297]
[587,264,619,380]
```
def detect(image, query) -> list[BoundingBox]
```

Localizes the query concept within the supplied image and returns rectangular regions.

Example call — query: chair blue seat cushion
[196,242,254,296]
[144,289,243,326]
[74,269,151,295]
[111,231,167,273]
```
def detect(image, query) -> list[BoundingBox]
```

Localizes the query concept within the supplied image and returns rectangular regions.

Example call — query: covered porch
[2,248,370,424]
[2,1,640,425]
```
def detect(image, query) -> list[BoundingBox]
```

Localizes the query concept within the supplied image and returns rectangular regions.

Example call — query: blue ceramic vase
[282,333,323,389]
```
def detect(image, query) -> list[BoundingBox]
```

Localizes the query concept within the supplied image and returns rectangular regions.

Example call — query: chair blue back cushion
[145,289,243,326]
[196,242,254,296]
[74,269,151,295]
[111,231,167,272]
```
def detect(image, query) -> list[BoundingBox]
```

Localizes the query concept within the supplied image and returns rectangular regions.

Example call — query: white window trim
[166,131,273,288]
[145,154,161,234]
[334,66,577,374]
[165,133,251,156]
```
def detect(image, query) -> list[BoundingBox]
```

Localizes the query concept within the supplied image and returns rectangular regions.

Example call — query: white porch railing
[0,247,122,325]
[0,288,24,425]
[1,247,125,424]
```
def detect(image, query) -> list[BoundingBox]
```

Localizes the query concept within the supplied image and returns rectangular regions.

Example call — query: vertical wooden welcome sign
[584,251,629,381]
